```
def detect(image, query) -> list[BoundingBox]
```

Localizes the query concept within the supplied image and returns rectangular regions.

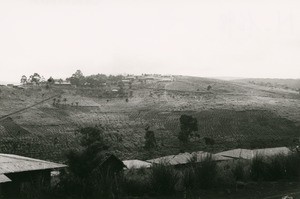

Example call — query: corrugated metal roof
[123,160,152,169]
[0,153,67,174]
[147,151,230,166]
[216,147,292,160]
[215,149,253,159]
[253,147,291,157]
[0,174,11,183]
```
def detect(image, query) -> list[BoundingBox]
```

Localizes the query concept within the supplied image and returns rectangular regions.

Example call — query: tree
[64,127,111,197]
[178,115,198,143]
[68,70,85,87]
[47,76,55,85]
[144,126,157,149]
[29,73,41,85]
[20,75,27,85]
[207,85,212,91]
[63,98,67,105]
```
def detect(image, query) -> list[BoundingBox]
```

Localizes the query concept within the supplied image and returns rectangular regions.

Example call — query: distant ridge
[210,76,245,81]
[0,81,19,85]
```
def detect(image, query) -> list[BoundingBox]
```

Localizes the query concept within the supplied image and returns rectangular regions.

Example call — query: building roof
[215,149,253,159]
[123,160,152,169]
[0,153,67,174]
[147,151,231,166]
[0,174,11,183]
[253,147,291,157]
[215,147,291,160]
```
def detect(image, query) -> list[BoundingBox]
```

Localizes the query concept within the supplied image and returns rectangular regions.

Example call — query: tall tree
[47,76,55,85]
[144,126,157,149]
[29,73,41,85]
[178,115,198,143]
[20,75,27,85]
[68,70,85,87]
[65,127,111,197]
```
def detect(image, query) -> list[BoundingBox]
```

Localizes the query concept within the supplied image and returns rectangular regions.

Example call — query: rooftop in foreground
[0,153,67,174]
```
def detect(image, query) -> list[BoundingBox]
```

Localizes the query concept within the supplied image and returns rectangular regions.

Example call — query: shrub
[194,155,217,189]
[232,161,246,181]
[182,167,196,190]
[250,153,300,181]
[122,169,150,196]
[283,152,300,181]
[266,154,286,181]
[250,155,267,181]
[149,163,179,195]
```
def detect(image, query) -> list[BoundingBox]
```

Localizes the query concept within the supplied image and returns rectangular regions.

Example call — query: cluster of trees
[20,73,44,85]
[20,73,61,87]
[67,70,125,88]
[61,126,120,198]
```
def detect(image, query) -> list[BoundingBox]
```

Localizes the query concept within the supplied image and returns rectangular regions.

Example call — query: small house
[0,153,66,198]
[95,153,126,175]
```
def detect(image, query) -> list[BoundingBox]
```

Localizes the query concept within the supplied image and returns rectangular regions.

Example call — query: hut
[96,153,126,174]
[0,153,66,198]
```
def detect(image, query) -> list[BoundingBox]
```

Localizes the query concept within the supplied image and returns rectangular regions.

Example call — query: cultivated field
[0,76,299,162]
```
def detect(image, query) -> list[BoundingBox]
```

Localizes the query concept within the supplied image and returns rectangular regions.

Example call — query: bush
[193,155,217,189]
[283,152,300,181]
[250,155,268,181]
[122,169,150,196]
[182,167,196,190]
[149,163,179,195]
[266,154,286,180]
[250,153,300,181]
[232,161,246,181]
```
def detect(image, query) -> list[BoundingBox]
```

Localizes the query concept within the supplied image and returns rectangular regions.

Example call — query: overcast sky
[0,0,300,83]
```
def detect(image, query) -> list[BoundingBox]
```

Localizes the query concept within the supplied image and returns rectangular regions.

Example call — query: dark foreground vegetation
[16,131,300,199]
[13,152,300,199]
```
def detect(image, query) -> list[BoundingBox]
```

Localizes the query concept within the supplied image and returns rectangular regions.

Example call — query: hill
[235,78,300,91]
[0,76,299,162]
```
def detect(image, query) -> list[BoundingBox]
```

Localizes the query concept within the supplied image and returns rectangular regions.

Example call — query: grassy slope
[0,76,299,162]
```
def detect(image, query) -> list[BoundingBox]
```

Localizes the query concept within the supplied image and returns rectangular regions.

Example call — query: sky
[0,0,300,83]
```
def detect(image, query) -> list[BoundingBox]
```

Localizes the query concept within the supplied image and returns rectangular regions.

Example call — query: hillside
[235,78,300,91]
[0,76,299,162]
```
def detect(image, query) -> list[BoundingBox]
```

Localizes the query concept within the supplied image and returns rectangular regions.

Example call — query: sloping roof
[215,149,253,159]
[0,153,67,174]
[123,160,152,169]
[216,147,292,160]
[253,147,291,157]
[0,174,11,183]
[147,151,230,166]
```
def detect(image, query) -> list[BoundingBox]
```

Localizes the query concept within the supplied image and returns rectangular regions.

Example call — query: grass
[149,163,179,195]
[119,152,300,198]
[250,153,300,181]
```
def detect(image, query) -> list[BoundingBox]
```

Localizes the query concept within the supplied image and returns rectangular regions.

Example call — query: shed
[0,153,66,197]
[96,153,126,174]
